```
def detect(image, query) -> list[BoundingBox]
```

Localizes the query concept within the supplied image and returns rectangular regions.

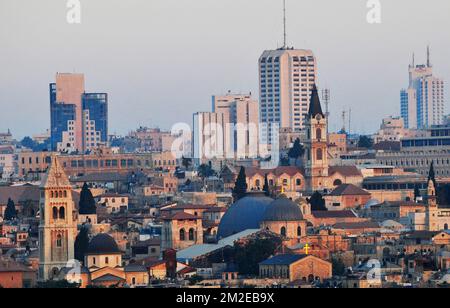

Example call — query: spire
[40,155,70,188]
[308,85,325,118]
[427,45,431,67]
[427,161,436,188]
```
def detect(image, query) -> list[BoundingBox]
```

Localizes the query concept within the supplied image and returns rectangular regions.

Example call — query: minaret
[304,85,329,192]
[39,155,77,281]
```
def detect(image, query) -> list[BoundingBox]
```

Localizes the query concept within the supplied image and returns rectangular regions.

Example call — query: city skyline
[1,0,450,139]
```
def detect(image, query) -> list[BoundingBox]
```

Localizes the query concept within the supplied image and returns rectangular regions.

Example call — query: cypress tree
[74,226,90,264]
[263,174,270,197]
[233,167,248,201]
[4,198,17,221]
[79,183,96,215]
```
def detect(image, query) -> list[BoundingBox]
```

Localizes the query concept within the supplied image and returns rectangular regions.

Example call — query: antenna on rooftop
[283,0,287,48]
[322,89,331,134]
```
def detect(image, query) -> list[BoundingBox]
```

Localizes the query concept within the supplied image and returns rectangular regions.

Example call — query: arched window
[105,257,109,264]
[280,227,286,237]
[56,234,62,247]
[179,229,185,241]
[445,224,449,231]
[59,207,65,220]
[63,190,67,198]
[93,257,96,265]
[189,228,195,241]
[296,179,302,186]
[52,207,58,220]
[132,277,136,285]
[50,191,54,198]
[59,191,63,198]
[316,128,322,140]
[297,226,302,237]
[317,148,323,161]
[333,179,343,186]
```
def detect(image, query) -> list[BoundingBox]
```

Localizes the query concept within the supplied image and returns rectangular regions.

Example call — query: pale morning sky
[1,0,449,139]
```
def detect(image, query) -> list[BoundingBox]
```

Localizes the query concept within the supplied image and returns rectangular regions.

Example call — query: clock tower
[304,85,329,192]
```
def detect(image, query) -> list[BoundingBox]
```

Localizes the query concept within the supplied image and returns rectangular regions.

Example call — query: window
[317,148,323,161]
[333,179,343,186]
[52,207,58,220]
[445,224,449,231]
[280,227,286,237]
[189,228,195,241]
[296,179,301,186]
[179,229,185,241]
[59,207,65,220]
[56,234,62,247]
[105,257,109,264]
[316,128,322,140]
[297,226,302,236]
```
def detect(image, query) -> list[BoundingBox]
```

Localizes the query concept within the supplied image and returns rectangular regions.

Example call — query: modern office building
[258,48,317,143]
[376,124,450,177]
[82,93,108,151]
[212,93,260,159]
[400,48,445,129]
[50,73,108,153]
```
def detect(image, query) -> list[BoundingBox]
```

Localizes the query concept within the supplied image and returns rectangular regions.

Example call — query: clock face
[315,114,322,121]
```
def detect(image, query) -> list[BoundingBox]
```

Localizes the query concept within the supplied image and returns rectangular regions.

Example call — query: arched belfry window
[63,190,67,198]
[52,207,58,220]
[316,128,322,140]
[59,207,65,220]
[317,148,323,161]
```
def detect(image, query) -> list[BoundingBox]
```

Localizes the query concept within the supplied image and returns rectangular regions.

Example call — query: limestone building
[38,156,77,280]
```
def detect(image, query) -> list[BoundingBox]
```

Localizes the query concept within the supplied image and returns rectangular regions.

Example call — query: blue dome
[262,198,303,222]
[217,192,273,239]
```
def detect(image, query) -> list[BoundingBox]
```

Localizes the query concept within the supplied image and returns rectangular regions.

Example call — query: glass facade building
[50,83,76,151]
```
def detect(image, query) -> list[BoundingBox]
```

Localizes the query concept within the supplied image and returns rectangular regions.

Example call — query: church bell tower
[304,85,329,191]
[39,155,77,281]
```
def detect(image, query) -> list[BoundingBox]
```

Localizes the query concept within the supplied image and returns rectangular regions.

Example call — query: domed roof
[262,197,303,222]
[86,233,121,255]
[217,192,273,239]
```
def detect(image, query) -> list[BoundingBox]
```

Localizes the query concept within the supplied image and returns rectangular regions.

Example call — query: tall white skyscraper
[259,49,318,142]
[401,47,445,129]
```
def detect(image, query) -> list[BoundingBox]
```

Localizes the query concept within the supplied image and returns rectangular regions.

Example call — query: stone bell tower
[426,162,439,231]
[304,85,329,192]
[39,155,77,281]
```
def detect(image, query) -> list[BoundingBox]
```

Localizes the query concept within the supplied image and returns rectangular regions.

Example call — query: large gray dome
[262,198,303,222]
[217,192,273,239]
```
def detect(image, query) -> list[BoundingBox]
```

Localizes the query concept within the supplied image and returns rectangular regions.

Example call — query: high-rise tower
[400,47,445,129]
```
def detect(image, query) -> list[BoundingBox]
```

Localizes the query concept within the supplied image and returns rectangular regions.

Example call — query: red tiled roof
[328,166,362,177]
[333,221,380,230]
[162,212,200,221]
[329,184,370,196]
[312,210,357,218]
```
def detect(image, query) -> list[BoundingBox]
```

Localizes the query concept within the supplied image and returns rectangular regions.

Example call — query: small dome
[262,197,303,222]
[217,192,273,239]
[86,233,121,255]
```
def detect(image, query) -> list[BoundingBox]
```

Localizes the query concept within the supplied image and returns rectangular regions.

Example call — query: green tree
[20,136,36,150]
[288,138,305,166]
[308,191,327,211]
[181,156,192,170]
[74,226,90,263]
[4,198,17,221]
[79,183,96,215]
[263,174,270,197]
[233,167,248,201]
[332,257,346,276]
[357,135,374,149]
[198,162,215,179]
[234,237,281,276]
